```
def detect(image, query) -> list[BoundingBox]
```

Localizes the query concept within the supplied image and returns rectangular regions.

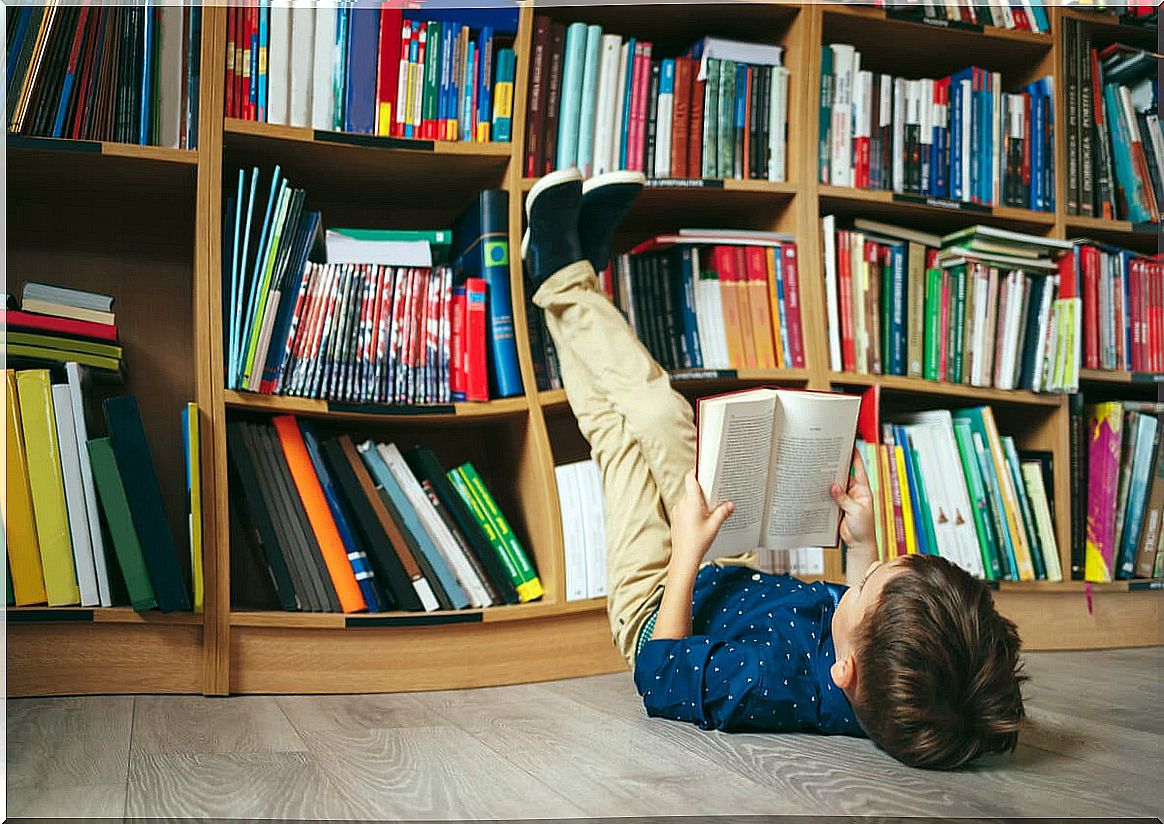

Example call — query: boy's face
[831,558,905,662]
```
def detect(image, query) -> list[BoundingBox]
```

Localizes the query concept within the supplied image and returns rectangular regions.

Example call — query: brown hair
[850,554,1027,770]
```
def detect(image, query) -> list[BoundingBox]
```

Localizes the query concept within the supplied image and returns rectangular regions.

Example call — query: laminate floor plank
[6,782,128,819]
[131,695,308,754]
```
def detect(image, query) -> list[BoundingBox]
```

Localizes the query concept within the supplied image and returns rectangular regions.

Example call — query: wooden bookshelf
[8,3,1160,699]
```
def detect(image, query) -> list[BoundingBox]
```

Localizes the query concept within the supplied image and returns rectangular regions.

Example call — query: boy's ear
[830,653,857,692]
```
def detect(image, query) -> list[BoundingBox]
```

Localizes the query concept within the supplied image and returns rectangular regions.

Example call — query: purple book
[1086,402,1124,582]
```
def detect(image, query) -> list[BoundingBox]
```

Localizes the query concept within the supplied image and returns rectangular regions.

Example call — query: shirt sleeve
[634,635,780,731]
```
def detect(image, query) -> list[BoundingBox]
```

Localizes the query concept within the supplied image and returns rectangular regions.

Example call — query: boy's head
[829,553,1026,770]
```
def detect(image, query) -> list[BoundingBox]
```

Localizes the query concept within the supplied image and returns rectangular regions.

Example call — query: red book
[464,278,489,401]
[225,6,237,118]
[1056,240,1079,299]
[408,268,429,403]
[781,243,806,369]
[1130,257,1143,372]
[450,285,467,401]
[1153,261,1162,372]
[1081,244,1100,369]
[416,24,433,141]
[689,75,706,177]
[838,230,856,372]
[542,24,566,174]
[391,21,410,137]
[631,43,652,172]
[670,57,693,178]
[375,6,403,137]
[3,309,118,342]
[525,16,552,178]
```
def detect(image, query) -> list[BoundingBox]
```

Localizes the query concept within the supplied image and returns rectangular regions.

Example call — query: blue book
[557,22,589,169]
[403,6,519,35]
[6,8,33,95]
[1117,414,1160,579]
[358,442,470,609]
[575,25,603,174]
[734,63,747,177]
[256,1,268,122]
[1030,3,1050,32]
[492,48,516,143]
[300,423,386,612]
[438,22,456,137]
[1028,88,1044,211]
[333,8,350,130]
[981,72,993,205]
[249,8,260,112]
[886,241,906,375]
[618,37,637,170]
[895,425,931,556]
[228,170,246,384]
[1043,79,1055,213]
[343,5,380,134]
[676,248,703,368]
[670,249,699,369]
[240,171,285,386]
[451,190,523,398]
[476,26,495,141]
[949,68,971,201]
[232,167,265,387]
[460,40,477,141]
[140,3,155,142]
[186,7,202,148]
[1104,83,1152,223]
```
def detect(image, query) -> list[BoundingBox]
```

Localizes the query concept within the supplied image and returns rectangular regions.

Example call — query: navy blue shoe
[579,171,646,273]
[522,168,585,285]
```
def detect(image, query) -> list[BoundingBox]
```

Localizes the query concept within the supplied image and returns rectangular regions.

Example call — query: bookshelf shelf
[826,371,1065,407]
[1079,368,1164,386]
[826,4,1054,47]
[7,133,200,164]
[6,606,203,625]
[1059,7,1158,47]
[230,598,606,629]
[223,118,512,156]
[1063,215,1159,253]
[996,579,1164,594]
[223,388,529,422]
[818,185,1057,233]
[9,136,199,194]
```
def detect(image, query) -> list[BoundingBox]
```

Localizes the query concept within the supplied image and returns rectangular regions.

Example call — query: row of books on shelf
[822,219,1082,392]
[1074,399,1164,581]
[858,400,1062,582]
[1062,0,1159,22]
[8,3,201,149]
[224,3,517,143]
[6,366,202,611]
[225,168,523,403]
[228,418,541,613]
[4,282,123,377]
[526,20,789,183]
[819,44,1054,211]
[850,0,1053,31]
[555,459,608,602]
[1063,22,1161,223]
[1077,241,1163,374]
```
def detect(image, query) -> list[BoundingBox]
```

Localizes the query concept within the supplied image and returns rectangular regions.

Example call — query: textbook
[697,388,861,558]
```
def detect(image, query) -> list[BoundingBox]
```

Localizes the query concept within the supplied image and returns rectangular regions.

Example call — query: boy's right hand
[831,448,876,552]
[669,471,734,574]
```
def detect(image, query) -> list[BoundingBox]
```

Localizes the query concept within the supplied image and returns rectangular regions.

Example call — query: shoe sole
[526,167,584,220]
[581,170,647,195]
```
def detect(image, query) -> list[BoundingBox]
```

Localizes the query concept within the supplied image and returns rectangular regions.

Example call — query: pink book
[1086,402,1124,581]
[939,269,951,382]
[632,43,652,173]
[626,44,645,172]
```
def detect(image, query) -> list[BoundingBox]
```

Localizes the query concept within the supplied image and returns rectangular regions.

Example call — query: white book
[693,37,783,80]
[267,2,292,125]
[959,78,972,201]
[288,4,315,128]
[377,443,492,608]
[65,364,112,607]
[704,264,731,369]
[324,231,433,267]
[1030,273,1055,392]
[687,248,715,367]
[576,25,604,177]
[310,4,336,129]
[591,35,622,177]
[892,78,907,194]
[611,41,630,172]
[768,66,789,182]
[655,60,675,178]
[156,6,184,148]
[697,388,860,557]
[992,72,1003,205]
[971,267,990,387]
[580,461,607,599]
[51,384,99,606]
[1000,0,1016,29]
[556,464,588,602]
[998,272,1025,389]
[829,45,855,187]
[821,215,843,371]
[853,70,872,146]
[850,231,868,373]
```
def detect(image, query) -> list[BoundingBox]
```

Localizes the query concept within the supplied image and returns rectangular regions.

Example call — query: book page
[699,393,776,559]
[762,392,860,549]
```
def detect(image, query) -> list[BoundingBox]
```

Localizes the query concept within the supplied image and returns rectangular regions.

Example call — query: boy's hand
[669,471,734,574]
[831,448,876,551]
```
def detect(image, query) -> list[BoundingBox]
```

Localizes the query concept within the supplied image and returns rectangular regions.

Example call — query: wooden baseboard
[994,590,1161,651]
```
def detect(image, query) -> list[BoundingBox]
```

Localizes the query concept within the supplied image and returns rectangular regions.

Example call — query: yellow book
[879,444,897,560]
[894,444,919,555]
[4,370,47,605]
[981,407,1035,581]
[16,369,79,605]
[184,403,204,611]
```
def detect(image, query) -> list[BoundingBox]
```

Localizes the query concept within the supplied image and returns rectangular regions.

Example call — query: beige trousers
[534,260,753,666]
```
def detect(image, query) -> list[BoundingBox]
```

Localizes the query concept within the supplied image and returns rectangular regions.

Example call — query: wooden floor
[7,647,1162,819]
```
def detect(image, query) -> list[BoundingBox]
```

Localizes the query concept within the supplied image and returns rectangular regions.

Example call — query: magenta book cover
[1086,402,1124,582]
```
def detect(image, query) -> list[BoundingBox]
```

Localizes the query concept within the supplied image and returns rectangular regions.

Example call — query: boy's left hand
[831,448,876,551]
[670,471,734,574]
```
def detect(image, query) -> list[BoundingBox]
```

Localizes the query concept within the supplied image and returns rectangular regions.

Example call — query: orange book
[744,246,777,368]
[720,247,757,368]
[710,246,746,369]
[272,415,366,613]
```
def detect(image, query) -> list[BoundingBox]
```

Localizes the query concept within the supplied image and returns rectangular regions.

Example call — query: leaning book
[697,388,861,558]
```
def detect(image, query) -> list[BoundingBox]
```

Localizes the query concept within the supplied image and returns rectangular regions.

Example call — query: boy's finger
[684,471,708,507]
[708,500,734,531]
[850,449,869,486]
[831,483,862,517]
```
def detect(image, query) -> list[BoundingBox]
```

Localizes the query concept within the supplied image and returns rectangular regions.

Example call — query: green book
[702,58,720,178]
[7,344,120,373]
[904,432,939,558]
[817,44,833,183]
[716,59,735,179]
[948,263,967,383]
[953,420,1002,580]
[1002,435,1048,580]
[87,437,158,611]
[922,267,942,381]
[5,331,123,361]
[446,466,520,586]
[422,21,442,137]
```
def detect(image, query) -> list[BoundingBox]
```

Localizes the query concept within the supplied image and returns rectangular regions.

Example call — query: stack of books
[1073,241,1162,374]
[224,4,517,143]
[1077,400,1164,581]
[1062,21,1161,223]
[8,4,202,148]
[555,459,606,602]
[6,367,200,612]
[4,283,123,378]
[857,399,1062,582]
[819,45,1055,211]
[821,219,1081,393]
[844,0,1052,32]
[225,171,520,404]
[227,418,543,613]
[525,20,790,182]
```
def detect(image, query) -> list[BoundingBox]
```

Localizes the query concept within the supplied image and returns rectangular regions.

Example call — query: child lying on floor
[523,168,1026,770]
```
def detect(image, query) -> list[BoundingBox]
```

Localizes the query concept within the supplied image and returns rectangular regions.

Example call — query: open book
[697,388,861,558]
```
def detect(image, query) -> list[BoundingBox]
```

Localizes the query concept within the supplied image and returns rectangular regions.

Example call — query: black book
[1136,112,1164,208]
[371,482,454,611]
[645,61,661,177]
[28,6,77,135]
[227,423,300,610]
[404,444,519,605]
[102,395,190,612]
[757,65,772,182]
[1077,23,1095,216]
[656,253,685,369]
[1069,392,1086,580]
[321,437,422,611]
[1016,275,1047,392]
[748,64,762,179]
[1064,17,1080,214]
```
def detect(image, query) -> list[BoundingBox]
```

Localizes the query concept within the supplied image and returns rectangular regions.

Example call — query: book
[696,388,861,557]
[4,370,48,605]
[65,363,113,606]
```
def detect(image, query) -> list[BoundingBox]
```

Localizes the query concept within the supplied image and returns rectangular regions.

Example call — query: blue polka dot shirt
[634,565,865,736]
